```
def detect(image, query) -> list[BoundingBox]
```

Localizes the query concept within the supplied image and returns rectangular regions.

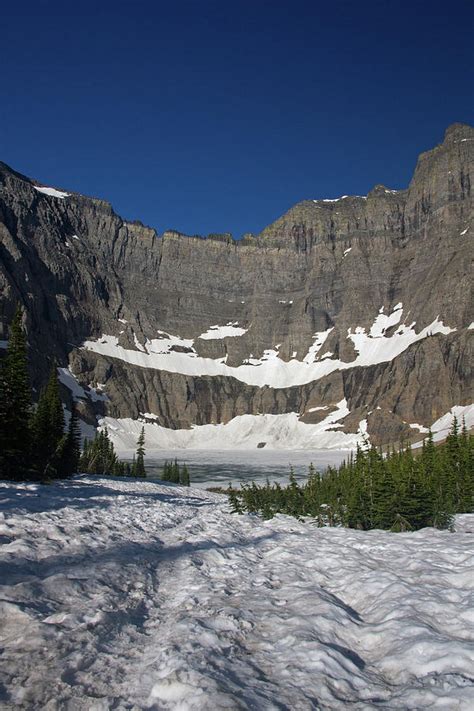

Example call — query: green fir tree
[79,427,119,475]
[172,458,180,483]
[57,402,82,477]
[134,426,146,477]
[0,306,33,479]
[179,463,190,486]
[31,365,66,478]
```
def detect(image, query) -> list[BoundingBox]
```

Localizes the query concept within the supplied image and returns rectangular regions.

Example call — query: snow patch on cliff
[314,195,367,203]
[33,185,70,199]
[409,423,430,434]
[133,333,146,352]
[199,323,248,340]
[82,308,456,389]
[302,328,333,364]
[408,404,474,448]
[429,404,474,442]
[369,303,403,337]
[148,332,195,353]
[348,315,454,367]
[58,368,107,403]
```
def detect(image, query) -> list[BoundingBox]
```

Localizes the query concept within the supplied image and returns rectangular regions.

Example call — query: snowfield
[0,478,473,710]
[102,400,368,452]
[100,403,474,453]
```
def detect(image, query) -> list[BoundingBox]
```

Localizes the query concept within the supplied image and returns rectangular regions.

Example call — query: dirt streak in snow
[0,477,473,710]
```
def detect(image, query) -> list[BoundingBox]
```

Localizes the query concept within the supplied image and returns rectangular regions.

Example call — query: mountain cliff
[0,124,472,448]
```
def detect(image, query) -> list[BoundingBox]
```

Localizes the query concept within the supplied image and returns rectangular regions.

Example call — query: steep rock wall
[0,124,472,446]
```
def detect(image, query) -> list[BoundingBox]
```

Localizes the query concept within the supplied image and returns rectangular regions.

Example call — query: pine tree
[228,484,243,514]
[346,446,371,529]
[421,429,452,526]
[458,419,474,512]
[31,365,65,478]
[0,306,33,480]
[398,461,436,529]
[179,463,190,486]
[286,468,302,518]
[370,446,397,529]
[79,438,91,471]
[135,426,146,477]
[57,402,81,477]
[79,427,119,475]
[172,458,180,483]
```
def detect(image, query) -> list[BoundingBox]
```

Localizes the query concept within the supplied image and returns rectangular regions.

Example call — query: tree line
[228,423,473,531]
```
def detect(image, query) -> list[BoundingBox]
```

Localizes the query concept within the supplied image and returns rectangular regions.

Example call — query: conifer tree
[458,418,474,512]
[79,427,119,475]
[135,426,146,477]
[286,468,302,518]
[0,306,33,480]
[172,458,180,483]
[370,446,397,529]
[346,446,370,529]
[58,402,81,477]
[179,463,190,486]
[31,365,65,478]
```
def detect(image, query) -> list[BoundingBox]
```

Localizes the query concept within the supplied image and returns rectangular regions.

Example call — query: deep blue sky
[1,1,472,237]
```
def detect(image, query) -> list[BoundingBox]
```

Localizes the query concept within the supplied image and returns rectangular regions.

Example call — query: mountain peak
[443,122,473,143]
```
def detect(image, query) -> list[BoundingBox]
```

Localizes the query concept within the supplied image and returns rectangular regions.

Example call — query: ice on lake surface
[122,449,350,488]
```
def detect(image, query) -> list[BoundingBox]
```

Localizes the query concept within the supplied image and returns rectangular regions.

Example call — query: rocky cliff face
[0,124,472,448]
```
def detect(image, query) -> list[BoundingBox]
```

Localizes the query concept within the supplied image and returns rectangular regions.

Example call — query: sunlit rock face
[0,123,472,446]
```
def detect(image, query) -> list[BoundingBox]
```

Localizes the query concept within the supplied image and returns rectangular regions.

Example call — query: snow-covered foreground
[1,478,473,710]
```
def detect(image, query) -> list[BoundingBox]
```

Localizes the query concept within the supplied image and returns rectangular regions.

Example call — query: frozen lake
[121,449,352,489]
